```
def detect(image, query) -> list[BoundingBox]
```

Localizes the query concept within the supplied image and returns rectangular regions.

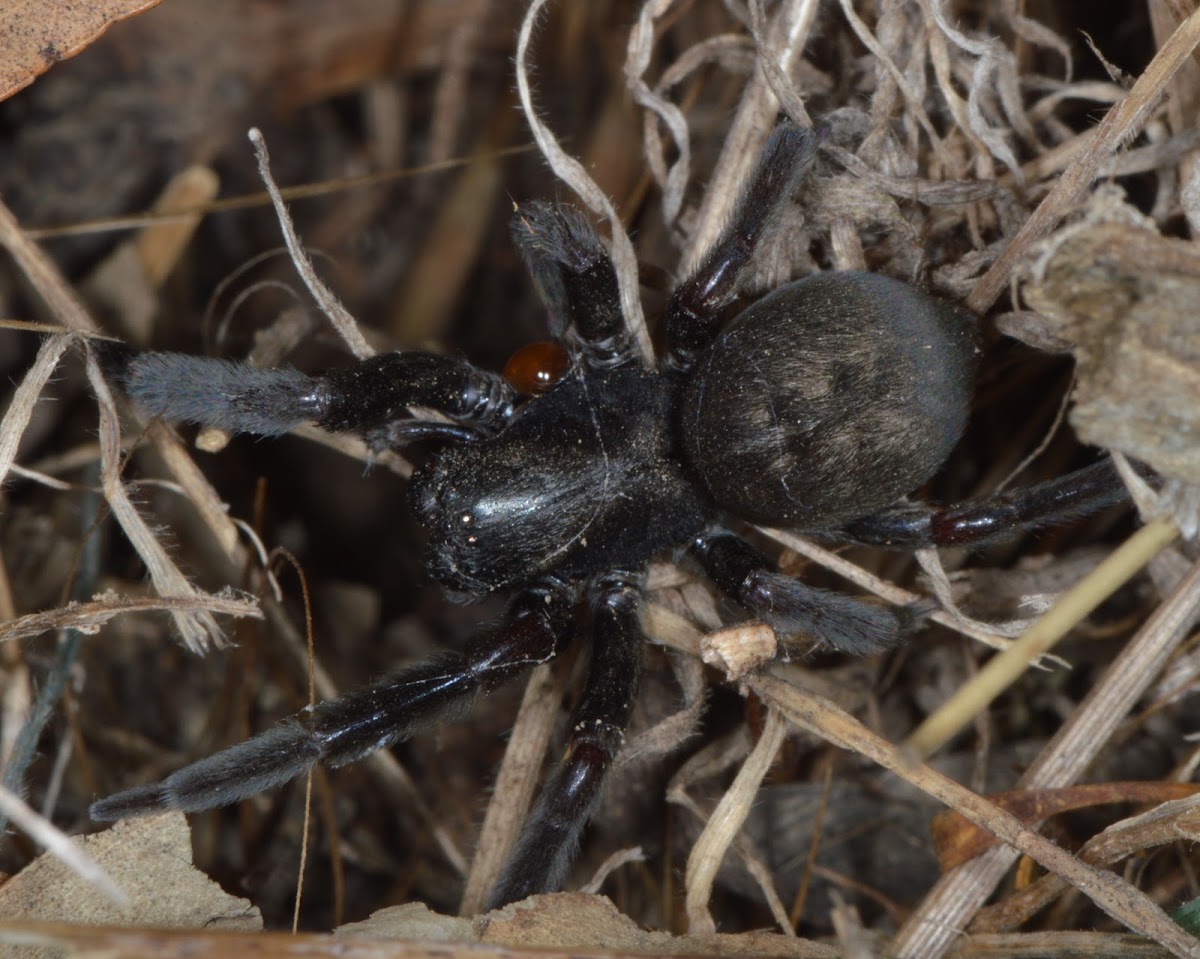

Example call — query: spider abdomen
[680,271,977,529]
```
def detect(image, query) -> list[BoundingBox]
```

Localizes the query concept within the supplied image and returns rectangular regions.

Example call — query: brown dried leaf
[931,781,1200,872]
[971,792,1200,934]
[0,0,163,102]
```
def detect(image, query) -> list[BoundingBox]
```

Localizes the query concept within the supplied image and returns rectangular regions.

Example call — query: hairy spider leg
[665,123,821,371]
[511,201,638,370]
[693,530,910,656]
[487,571,644,908]
[94,340,517,452]
[90,579,574,821]
[837,457,1136,548]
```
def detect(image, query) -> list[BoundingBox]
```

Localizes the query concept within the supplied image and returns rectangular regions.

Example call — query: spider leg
[486,570,643,908]
[90,578,574,821]
[511,201,637,369]
[93,340,517,450]
[665,123,821,372]
[693,530,907,656]
[837,458,1136,549]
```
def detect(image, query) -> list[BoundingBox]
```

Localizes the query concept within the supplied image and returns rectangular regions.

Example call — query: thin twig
[967,5,1200,313]
[0,463,102,834]
[894,554,1200,958]
[458,661,565,916]
[679,0,820,273]
[904,515,1181,760]
[516,0,654,365]
[684,707,787,933]
[247,128,374,360]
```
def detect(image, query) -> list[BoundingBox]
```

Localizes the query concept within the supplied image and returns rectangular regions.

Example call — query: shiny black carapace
[90,125,1129,908]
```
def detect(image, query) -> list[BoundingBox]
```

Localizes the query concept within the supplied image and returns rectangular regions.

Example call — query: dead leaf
[1023,216,1200,485]
[0,0,164,103]
[0,812,261,959]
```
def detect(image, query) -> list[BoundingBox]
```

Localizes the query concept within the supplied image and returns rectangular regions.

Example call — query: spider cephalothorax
[89,124,1131,908]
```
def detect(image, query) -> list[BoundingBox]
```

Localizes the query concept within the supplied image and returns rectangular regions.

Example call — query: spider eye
[503,341,569,395]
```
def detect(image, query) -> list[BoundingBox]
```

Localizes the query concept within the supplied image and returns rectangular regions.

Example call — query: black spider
[89,125,1131,909]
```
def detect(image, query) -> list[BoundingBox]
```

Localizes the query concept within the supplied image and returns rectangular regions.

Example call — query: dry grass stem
[835,0,950,169]
[679,0,819,273]
[20,145,541,243]
[624,0,694,224]
[746,0,813,130]
[248,128,374,360]
[905,515,1181,760]
[895,555,1200,957]
[663,723,799,931]
[759,528,1037,652]
[580,847,647,895]
[0,197,98,333]
[647,603,1199,955]
[516,0,652,364]
[85,350,232,652]
[684,707,787,934]
[0,333,77,488]
[134,166,220,289]
[972,791,1200,933]
[968,5,1200,313]
[748,669,1196,955]
[0,593,260,644]
[459,662,565,917]
[616,649,706,768]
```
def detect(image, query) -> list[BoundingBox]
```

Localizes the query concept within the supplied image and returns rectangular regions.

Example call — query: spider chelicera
[89,124,1132,909]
